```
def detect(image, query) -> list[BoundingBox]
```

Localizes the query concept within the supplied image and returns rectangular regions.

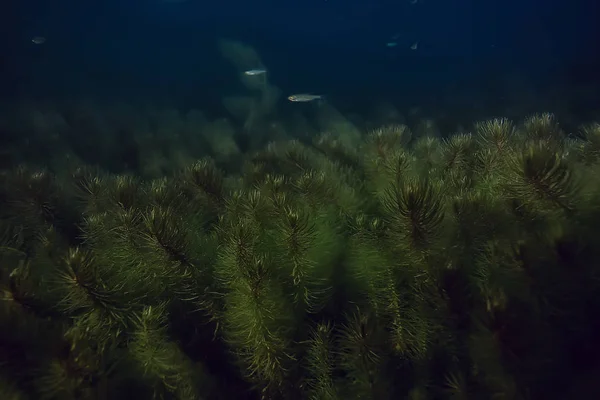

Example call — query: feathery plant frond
[218,195,296,388]
[107,174,143,211]
[79,212,109,248]
[3,258,51,319]
[147,176,184,209]
[561,137,586,164]
[34,333,106,400]
[364,147,414,198]
[0,221,26,257]
[277,205,317,302]
[345,224,396,318]
[181,158,224,205]
[580,122,600,163]
[473,148,508,187]
[7,225,69,312]
[241,158,269,187]
[475,118,515,152]
[338,308,387,399]
[223,188,274,230]
[276,202,315,249]
[104,209,144,255]
[275,140,318,177]
[275,204,338,312]
[129,304,202,399]
[71,166,107,215]
[382,149,412,185]
[411,136,443,178]
[292,170,332,208]
[365,124,412,159]
[221,254,295,389]
[267,191,293,221]
[34,358,89,400]
[304,322,339,400]
[451,189,511,247]
[140,206,191,267]
[246,140,314,180]
[389,299,435,361]
[445,168,475,196]
[301,159,364,217]
[522,112,564,142]
[54,248,108,315]
[340,308,382,365]
[216,218,260,285]
[2,168,67,252]
[505,141,579,212]
[138,205,205,303]
[347,213,386,238]
[79,209,168,308]
[472,240,530,313]
[442,133,476,172]
[11,167,60,222]
[443,371,470,400]
[259,173,291,199]
[313,132,361,171]
[247,147,282,177]
[381,178,445,251]
[53,248,133,351]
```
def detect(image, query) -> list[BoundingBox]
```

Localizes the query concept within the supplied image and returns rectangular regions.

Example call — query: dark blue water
[0,0,598,135]
[2,1,598,105]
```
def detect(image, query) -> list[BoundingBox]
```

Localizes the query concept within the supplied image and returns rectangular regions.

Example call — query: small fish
[410,41,419,50]
[386,42,398,47]
[244,68,267,76]
[31,36,46,45]
[287,94,323,102]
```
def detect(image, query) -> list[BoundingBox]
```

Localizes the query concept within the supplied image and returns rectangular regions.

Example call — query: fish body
[287,94,323,102]
[244,68,267,76]
[31,36,46,45]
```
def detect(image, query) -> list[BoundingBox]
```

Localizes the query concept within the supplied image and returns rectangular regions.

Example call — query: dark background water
[1,0,599,121]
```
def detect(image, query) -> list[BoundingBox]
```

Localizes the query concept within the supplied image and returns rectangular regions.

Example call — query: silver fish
[244,68,267,76]
[287,94,323,102]
[31,36,46,45]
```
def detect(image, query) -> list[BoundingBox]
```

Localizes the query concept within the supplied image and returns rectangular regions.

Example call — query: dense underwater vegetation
[3,111,600,399]
[2,0,600,399]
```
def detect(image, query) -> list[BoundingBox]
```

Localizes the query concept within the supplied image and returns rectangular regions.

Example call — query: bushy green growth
[128,304,213,399]
[303,322,338,400]
[579,122,600,164]
[1,113,600,399]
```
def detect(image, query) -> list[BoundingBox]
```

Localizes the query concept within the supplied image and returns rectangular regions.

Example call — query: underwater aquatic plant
[128,304,208,399]
[580,122,600,163]
[380,177,445,252]
[504,139,579,214]
[522,112,564,142]
[365,124,412,159]
[338,308,389,399]
[304,322,338,400]
[441,133,476,172]
[475,117,516,152]
[1,113,600,399]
